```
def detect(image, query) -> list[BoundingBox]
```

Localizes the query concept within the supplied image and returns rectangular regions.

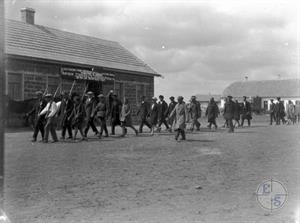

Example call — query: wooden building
[4,8,160,126]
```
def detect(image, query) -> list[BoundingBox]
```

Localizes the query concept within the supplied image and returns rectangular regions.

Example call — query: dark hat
[270,99,274,101]
[98,94,105,98]
[159,95,164,99]
[177,96,184,100]
[191,95,196,99]
[277,97,281,100]
[243,96,247,98]
[169,96,175,100]
[35,91,43,95]
[227,95,233,98]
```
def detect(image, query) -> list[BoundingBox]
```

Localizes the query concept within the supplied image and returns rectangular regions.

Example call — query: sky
[4,0,300,99]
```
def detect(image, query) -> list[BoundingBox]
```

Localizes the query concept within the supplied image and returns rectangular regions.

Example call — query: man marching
[241,96,252,127]
[167,96,177,131]
[157,95,169,132]
[189,96,201,131]
[223,95,235,133]
[93,94,109,138]
[26,91,47,142]
[137,95,152,133]
[169,96,188,141]
[39,93,58,143]
[59,91,74,140]
[269,99,276,125]
[84,91,99,137]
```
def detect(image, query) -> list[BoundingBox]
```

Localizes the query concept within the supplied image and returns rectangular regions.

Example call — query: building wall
[5,57,155,126]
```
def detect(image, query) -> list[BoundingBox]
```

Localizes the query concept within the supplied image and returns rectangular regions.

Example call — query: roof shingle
[222,79,300,97]
[5,19,160,76]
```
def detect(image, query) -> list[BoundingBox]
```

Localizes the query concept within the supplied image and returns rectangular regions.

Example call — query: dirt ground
[3,115,300,223]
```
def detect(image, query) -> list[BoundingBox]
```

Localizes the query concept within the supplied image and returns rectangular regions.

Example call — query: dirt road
[3,118,300,223]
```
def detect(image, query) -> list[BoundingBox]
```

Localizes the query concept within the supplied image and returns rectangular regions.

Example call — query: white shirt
[40,101,58,118]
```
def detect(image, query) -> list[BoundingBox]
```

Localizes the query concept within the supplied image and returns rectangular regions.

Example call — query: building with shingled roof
[4,8,160,107]
[222,79,300,111]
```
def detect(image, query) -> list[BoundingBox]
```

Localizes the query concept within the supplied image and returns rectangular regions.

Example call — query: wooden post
[0,0,5,209]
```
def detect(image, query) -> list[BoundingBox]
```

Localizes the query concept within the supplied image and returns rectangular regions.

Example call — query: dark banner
[61,68,115,81]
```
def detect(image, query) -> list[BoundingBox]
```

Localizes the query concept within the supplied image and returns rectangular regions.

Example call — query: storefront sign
[61,68,115,81]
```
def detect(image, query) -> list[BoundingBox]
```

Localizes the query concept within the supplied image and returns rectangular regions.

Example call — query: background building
[5,8,160,126]
[222,79,300,111]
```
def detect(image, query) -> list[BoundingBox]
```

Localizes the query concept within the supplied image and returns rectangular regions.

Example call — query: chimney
[20,7,35,25]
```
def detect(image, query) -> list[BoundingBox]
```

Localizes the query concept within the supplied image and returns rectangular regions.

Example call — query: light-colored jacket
[170,102,189,130]
[39,101,58,118]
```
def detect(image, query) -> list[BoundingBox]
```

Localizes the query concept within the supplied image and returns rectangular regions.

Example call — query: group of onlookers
[269,98,300,125]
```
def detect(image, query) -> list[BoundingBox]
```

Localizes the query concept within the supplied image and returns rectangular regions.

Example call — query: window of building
[7,73,23,100]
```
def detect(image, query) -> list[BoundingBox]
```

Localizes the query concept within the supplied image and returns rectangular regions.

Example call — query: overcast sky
[5,0,300,98]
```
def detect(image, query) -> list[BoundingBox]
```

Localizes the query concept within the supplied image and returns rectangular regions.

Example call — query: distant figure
[295,101,300,123]
[241,96,252,127]
[269,99,276,125]
[189,96,201,131]
[110,94,122,135]
[157,95,170,132]
[93,94,109,138]
[169,96,188,141]
[274,97,286,125]
[39,94,58,143]
[167,96,177,131]
[84,91,99,137]
[149,97,159,135]
[233,99,241,127]
[71,95,86,141]
[287,100,296,125]
[26,91,47,142]
[120,98,138,137]
[223,95,235,133]
[137,96,152,133]
[205,97,219,129]
[59,91,74,140]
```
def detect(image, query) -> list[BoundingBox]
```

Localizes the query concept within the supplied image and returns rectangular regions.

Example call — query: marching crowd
[25,90,299,143]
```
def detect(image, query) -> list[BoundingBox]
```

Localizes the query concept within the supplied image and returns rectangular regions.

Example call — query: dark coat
[27,98,47,121]
[157,100,168,120]
[85,97,97,118]
[223,100,235,120]
[137,101,150,119]
[241,101,252,119]
[167,101,177,116]
[270,102,276,114]
[233,102,241,120]
[110,99,122,124]
[189,101,201,119]
[59,98,74,119]
[206,102,219,122]
[71,103,85,127]
[274,101,285,117]
[93,101,107,118]
[149,103,158,125]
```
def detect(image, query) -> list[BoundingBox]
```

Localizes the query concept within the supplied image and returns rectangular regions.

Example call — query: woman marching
[120,98,138,137]
[169,96,189,141]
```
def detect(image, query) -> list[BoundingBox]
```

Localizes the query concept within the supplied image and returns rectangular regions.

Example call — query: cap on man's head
[177,96,184,100]
[277,97,281,100]
[169,96,175,100]
[159,95,164,99]
[98,94,104,98]
[35,91,43,95]
[243,96,247,98]
[270,99,274,101]
[227,95,233,98]
[152,97,157,101]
